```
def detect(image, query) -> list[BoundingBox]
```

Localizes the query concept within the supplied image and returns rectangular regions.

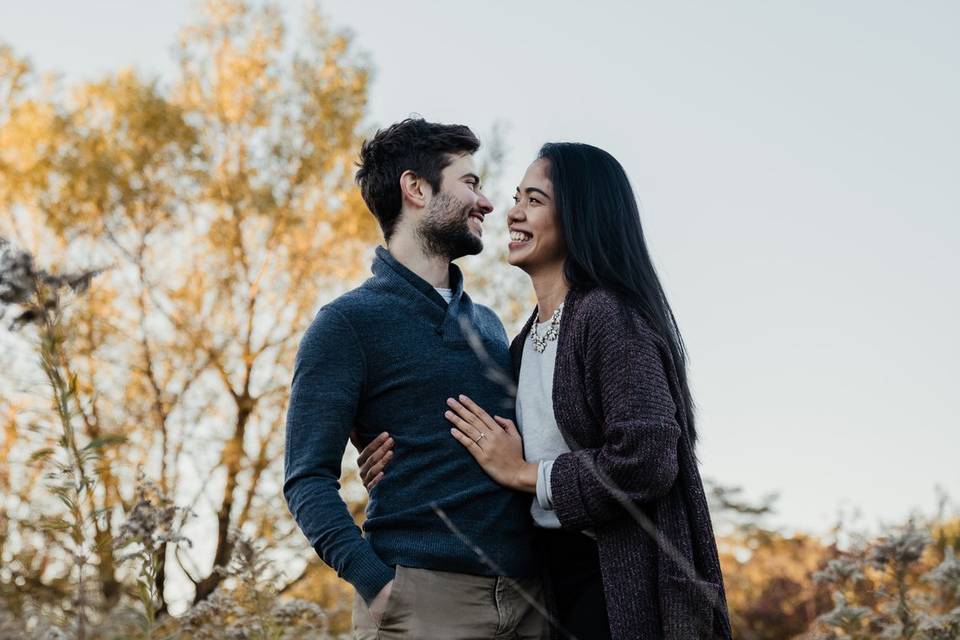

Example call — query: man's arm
[283,306,395,604]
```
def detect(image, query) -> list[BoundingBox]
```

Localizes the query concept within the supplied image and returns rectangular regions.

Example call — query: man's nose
[476,193,494,214]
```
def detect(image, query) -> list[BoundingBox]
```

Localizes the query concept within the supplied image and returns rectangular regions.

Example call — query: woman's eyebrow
[523,186,551,200]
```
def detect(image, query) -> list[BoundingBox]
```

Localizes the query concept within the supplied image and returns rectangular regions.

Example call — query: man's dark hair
[355,118,480,241]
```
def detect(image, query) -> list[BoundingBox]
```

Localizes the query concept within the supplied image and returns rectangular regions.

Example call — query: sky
[2,0,959,536]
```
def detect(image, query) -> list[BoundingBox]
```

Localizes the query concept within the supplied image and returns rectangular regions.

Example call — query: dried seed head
[870,521,930,569]
[0,235,109,328]
[0,237,37,306]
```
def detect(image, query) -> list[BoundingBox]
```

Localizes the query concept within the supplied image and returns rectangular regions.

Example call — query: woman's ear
[399,170,430,209]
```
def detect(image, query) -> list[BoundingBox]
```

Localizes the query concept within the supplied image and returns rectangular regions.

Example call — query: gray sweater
[284,247,538,603]
[516,306,568,529]
[511,287,732,640]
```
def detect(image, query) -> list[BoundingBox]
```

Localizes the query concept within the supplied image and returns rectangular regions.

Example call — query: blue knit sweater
[283,247,538,603]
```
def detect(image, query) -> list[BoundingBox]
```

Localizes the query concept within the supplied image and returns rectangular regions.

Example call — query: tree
[0,0,376,618]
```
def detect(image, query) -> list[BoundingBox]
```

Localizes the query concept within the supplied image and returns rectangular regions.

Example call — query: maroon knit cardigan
[510,287,732,640]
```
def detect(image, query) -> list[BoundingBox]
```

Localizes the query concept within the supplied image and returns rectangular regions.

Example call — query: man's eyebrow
[462,172,482,185]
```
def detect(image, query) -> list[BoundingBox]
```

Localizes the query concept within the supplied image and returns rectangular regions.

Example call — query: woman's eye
[511,195,519,204]
[530,197,541,205]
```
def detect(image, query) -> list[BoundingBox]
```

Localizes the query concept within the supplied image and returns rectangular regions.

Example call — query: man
[283,118,545,639]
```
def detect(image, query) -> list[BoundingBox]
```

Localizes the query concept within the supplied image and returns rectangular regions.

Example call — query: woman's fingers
[450,427,485,460]
[455,395,500,431]
[494,415,520,437]
[444,408,484,443]
[445,398,489,433]
[446,396,498,434]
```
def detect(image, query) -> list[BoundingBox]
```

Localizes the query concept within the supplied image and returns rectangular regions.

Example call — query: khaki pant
[353,565,549,640]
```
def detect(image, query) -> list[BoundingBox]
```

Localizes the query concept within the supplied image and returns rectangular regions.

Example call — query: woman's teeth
[510,231,532,242]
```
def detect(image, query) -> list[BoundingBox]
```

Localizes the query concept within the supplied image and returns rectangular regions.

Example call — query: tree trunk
[193,396,253,603]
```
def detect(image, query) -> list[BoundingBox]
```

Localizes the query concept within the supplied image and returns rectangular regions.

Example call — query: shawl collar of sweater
[371,246,471,339]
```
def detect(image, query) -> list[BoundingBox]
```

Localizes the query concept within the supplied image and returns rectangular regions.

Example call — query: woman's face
[506,158,567,274]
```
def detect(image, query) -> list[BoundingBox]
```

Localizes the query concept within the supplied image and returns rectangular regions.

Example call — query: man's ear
[399,170,431,209]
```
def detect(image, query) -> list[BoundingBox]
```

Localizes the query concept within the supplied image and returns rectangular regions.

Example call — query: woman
[358,143,732,639]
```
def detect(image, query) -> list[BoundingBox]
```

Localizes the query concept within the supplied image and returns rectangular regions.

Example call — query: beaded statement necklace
[530,303,563,353]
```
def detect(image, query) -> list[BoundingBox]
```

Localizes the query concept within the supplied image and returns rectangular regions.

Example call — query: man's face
[416,153,493,260]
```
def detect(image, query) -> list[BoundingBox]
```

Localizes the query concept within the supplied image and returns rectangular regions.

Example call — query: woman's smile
[508,227,533,250]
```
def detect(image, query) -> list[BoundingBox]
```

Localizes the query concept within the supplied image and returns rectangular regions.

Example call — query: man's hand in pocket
[368,579,394,624]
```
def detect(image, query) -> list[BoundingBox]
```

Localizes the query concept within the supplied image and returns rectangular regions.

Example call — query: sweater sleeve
[550,301,682,530]
[282,307,395,603]
[536,459,556,510]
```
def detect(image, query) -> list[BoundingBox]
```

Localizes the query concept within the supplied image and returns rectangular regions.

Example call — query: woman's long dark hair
[539,142,697,445]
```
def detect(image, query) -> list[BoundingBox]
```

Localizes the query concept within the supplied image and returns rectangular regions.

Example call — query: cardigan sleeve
[282,307,395,603]
[550,300,682,530]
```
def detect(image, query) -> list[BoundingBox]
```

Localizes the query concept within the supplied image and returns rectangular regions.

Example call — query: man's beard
[416,192,483,260]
